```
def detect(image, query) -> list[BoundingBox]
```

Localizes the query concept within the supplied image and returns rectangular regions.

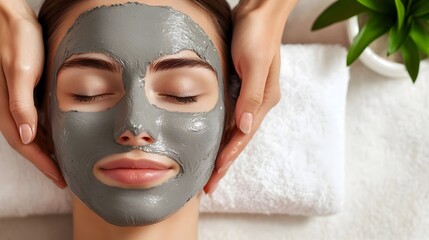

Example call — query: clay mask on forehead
[49,3,225,226]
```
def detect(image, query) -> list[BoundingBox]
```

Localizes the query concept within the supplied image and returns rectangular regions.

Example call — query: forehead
[57,4,214,63]
[48,1,222,65]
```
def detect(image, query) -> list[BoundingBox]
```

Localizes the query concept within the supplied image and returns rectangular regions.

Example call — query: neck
[72,193,201,240]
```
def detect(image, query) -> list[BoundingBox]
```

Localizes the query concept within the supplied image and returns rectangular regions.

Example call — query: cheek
[52,111,117,162]
[157,110,224,162]
[163,117,211,151]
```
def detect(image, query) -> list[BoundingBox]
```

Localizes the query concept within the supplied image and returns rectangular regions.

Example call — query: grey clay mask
[49,3,225,226]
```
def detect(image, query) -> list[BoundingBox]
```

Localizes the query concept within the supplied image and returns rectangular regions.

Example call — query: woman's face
[45,1,226,226]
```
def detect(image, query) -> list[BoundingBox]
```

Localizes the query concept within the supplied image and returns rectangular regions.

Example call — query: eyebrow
[59,56,215,74]
[59,57,122,73]
[149,58,216,73]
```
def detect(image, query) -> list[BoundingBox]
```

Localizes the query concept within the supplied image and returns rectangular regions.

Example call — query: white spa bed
[1,0,428,239]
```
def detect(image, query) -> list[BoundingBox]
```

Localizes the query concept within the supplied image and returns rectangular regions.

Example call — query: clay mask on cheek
[49,3,225,226]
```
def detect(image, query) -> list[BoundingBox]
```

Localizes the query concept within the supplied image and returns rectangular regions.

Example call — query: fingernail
[239,112,253,135]
[19,124,33,145]
[218,161,232,174]
[44,171,60,182]
[49,174,67,189]
[55,180,67,189]
[59,175,67,189]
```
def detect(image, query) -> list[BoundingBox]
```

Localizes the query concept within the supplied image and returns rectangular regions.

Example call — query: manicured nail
[46,173,67,189]
[218,161,232,174]
[58,175,67,189]
[52,180,65,189]
[239,112,253,135]
[55,180,67,189]
[19,124,33,144]
[44,171,60,182]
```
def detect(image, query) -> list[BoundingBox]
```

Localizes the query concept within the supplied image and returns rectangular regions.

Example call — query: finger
[204,53,281,194]
[234,56,270,135]
[0,112,66,189]
[203,128,242,194]
[0,67,65,189]
[204,103,270,194]
[2,21,44,145]
[220,52,280,170]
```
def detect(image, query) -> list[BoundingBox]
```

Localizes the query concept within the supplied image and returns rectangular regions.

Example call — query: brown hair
[37,0,237,149]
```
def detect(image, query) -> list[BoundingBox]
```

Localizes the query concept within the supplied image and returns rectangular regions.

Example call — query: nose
[116,130,155,146]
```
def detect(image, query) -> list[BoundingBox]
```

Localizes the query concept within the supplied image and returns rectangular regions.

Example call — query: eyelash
[73,94,107,103]
[73,94,197,104]
[160,94,198,104]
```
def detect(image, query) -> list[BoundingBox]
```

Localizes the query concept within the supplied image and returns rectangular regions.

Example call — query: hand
[204,0,297,194]
[0,0,66,188]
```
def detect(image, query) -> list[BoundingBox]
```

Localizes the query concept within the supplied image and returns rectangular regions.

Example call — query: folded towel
[0,44,348,218]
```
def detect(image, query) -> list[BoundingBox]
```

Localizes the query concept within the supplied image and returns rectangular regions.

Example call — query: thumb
[234,58,270,135]
[3,20,44,145]
[5,64,40,145]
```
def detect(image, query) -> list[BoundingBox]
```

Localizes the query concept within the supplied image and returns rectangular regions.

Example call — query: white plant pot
[347,16,429,78]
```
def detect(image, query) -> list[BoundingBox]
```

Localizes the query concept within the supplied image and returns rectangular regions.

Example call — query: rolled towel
[0,44,348,218]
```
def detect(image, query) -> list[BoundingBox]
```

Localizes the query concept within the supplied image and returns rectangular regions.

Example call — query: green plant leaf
[417,13,429,20]
[312,0,367,31]
[347,14,393,65]
[409,21,429,55]
[400,38,420,82]
[388,22,411,55]
[411,0,429,17]
[357,0,392,13]
[406,0,413,13]
[395,0,406,29]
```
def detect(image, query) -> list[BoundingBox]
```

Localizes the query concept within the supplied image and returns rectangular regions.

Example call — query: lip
[95,156,179,188]
[99,159,171,170]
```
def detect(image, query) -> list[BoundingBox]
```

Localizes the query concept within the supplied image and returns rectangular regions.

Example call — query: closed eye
[73,94,113,103]
[159,94,198,104]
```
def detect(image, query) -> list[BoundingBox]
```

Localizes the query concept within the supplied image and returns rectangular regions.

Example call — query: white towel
[0,44,348,218]
[200,44,348,215]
